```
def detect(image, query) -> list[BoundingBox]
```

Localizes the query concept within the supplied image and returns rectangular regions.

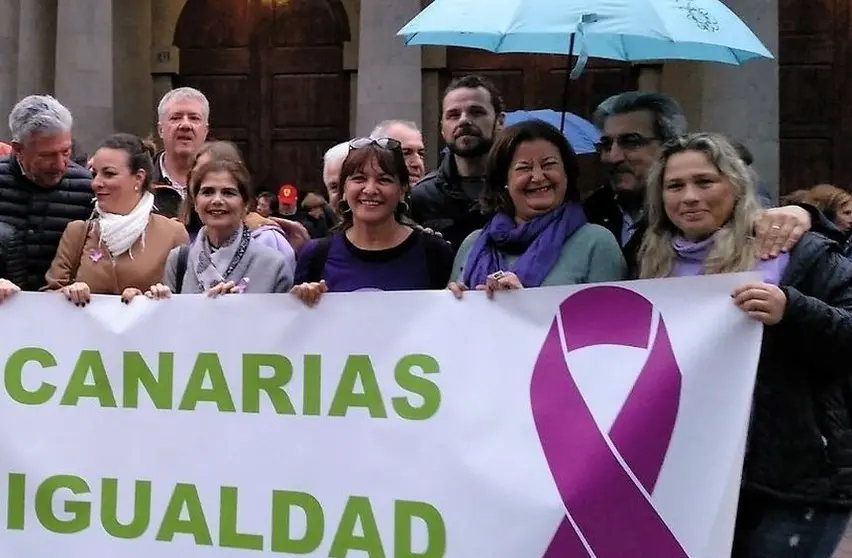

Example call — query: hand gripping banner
[531,285,689,557]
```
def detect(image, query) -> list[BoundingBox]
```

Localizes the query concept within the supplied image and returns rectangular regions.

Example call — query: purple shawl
[463,203,587,288]
[671,234,789,284]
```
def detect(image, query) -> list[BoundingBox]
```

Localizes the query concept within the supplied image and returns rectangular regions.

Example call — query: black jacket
[410,153,489,253]
[743,231,852,505]
[0,221,26,286]
[581,185,645,277]
[0,156,93,290]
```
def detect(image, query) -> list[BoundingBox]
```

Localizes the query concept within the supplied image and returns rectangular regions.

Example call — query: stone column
[662,0,779,199]
[113,0,152,137]
[17,0,57,99]
[0,0,21,137]
[54,0,114,153]
[355,0,422,136]
[700,0,779,199]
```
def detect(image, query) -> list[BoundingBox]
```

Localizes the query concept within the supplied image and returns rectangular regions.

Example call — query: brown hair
[780,189,809,206]
[189,158,254,205]
[482,119,580,216]
[183,141,246,229]
[803,184,852,222]
[96,133,158,192]
[443,74,505,115]
[334,143,409,230]
[193,141,243,168]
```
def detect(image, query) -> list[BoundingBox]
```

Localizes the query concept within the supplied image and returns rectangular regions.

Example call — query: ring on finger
[488,270,506,281]
[771,224,782,230]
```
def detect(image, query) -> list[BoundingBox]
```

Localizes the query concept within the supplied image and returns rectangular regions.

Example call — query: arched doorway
[440,49,639,194]
[173,0,351,195]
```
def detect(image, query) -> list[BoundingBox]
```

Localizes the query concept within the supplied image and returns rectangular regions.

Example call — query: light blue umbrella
[398,0,772,132]
[504,110,601,154]
[397,0,773,65]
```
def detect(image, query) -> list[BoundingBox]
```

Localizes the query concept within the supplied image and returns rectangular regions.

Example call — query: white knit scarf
[95,191,155,258]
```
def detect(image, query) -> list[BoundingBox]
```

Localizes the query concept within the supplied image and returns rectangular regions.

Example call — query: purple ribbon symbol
[530,285,688,557]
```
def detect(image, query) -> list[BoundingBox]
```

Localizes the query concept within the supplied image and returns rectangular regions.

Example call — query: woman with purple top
[448,119,626,298]
[291,137,453,305]
[637,133,852,557]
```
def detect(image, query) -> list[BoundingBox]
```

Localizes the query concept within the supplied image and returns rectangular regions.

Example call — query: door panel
[173,0,351,196]
[779,0,852,193]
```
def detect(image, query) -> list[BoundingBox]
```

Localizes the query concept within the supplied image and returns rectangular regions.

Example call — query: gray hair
[370,119,420,139]
[157,87,210,122]
[8,95,73,144]
[593,91,687,140]
[322,141,350,183]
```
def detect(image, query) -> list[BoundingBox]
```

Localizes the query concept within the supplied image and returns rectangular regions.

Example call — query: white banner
[0,274,762,557]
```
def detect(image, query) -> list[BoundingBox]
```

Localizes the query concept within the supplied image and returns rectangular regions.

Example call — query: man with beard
[410,75,504,251]
[585,91,820,276]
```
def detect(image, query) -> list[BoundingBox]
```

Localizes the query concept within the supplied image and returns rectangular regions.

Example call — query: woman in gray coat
[147,158,295,298]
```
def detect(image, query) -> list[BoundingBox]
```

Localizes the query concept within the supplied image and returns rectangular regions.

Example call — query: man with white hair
[152,87,210,197]
[370,119,426,186]
[0,95,93,290]
[322,141,349,211]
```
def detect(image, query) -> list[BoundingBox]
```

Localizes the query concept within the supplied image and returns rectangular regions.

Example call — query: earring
[504,184,509,189]
[398,199,411,215]
[134,186,139,192]
[339,199,352,214]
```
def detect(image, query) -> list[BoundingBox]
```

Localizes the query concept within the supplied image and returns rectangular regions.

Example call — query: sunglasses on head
[349,137,402,152]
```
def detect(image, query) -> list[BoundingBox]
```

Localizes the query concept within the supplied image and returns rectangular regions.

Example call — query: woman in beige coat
[45,133,188,305]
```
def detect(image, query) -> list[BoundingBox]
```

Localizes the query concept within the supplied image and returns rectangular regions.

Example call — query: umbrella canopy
[397,0,773,64]
[503,110,601,154]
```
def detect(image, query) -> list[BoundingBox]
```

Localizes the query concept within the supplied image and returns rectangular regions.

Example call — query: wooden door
[174,0,351,195]
[441,49,639,194]
[779,0,852,193]
[441,50,638,116]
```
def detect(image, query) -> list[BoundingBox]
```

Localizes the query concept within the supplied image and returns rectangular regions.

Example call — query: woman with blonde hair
[638,132,852,556]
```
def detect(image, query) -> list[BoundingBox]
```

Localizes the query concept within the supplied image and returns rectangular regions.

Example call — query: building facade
[0,0,844,198]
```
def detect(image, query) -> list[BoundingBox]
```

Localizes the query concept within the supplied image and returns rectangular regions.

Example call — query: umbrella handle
[559,34,576,134]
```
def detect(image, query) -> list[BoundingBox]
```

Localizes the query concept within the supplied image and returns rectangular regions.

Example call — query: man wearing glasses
[583,92,686,262]
[583,91,816,276]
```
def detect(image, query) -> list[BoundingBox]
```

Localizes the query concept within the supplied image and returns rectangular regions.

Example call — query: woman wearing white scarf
[147,157,294,298]
[45,134,188,304]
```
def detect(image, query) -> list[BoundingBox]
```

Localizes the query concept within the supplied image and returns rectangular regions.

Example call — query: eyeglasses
[595,133,659,153]
[349,137,402,152]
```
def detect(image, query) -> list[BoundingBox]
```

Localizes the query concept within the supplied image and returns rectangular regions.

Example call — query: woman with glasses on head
[291,137,454,306]
[637,133,852,557]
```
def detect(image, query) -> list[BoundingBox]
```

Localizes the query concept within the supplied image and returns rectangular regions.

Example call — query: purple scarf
[671,234,789,284]
[463,203,587,288]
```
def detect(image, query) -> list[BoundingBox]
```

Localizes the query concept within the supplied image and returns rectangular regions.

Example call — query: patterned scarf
[195,225,251,292]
